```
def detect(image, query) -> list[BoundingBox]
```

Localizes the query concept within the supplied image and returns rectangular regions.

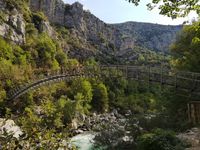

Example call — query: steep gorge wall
[28,0,182,63]
[30,0,114,42]
[0,0,26,44]
[30,0,65,24]
[29,0,182,52]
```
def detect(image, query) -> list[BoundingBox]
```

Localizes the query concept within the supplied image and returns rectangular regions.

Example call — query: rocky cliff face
[29,0,182,61]
[0,0,25,44]
[1,0,182,63]
[30,0,65,25]
[113,22,182,52]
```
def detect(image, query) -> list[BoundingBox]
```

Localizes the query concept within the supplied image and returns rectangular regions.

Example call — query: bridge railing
[7,65,200,100]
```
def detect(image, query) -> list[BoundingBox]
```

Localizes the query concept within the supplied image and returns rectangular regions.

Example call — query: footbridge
[8,65,200,100]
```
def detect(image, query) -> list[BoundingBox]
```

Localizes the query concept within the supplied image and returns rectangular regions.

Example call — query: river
[70,132,96,150]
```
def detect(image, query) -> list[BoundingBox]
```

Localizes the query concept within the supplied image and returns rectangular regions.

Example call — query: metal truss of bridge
[8,65,200,100]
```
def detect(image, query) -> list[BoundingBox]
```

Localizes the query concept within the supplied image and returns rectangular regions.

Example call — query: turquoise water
[70,132,105,150]
[71,132,96,150]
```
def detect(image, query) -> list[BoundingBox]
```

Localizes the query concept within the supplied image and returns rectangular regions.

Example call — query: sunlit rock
[0,118,23,139]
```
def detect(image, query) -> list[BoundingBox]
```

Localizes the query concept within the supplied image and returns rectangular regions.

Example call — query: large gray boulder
[0,5,26,44]
[0,118,23,139]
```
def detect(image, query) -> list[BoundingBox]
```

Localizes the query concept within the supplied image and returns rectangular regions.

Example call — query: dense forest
[0,0,199,149]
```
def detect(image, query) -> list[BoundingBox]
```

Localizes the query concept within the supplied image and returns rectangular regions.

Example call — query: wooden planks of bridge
[8,65,200,100]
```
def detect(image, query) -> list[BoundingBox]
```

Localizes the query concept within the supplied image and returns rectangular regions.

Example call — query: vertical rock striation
[30,0,65,24]
[29,0,182,54]
[0,0,182,62]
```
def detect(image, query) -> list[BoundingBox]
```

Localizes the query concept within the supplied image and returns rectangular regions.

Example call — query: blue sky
[64,0,197,25]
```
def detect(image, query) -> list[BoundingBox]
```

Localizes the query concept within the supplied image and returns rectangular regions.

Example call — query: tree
[35,34,59,70]
[92,83,109,112]
[57,96,76,124]
[128,0,200,19]
[71,78,93,114]
[170,21,200,72]
[137,129,186,150]
[0,37,14,61]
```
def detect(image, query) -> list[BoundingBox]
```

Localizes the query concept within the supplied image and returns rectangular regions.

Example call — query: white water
[70,132,96,150]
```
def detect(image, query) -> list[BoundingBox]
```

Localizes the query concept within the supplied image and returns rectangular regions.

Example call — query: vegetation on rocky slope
[0,0,199,149]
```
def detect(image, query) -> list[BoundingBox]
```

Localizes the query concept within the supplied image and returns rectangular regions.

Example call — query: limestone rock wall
[30,0,65,24]
[0,0,25,44]
[0,0,182,62]
[29,0,182,55]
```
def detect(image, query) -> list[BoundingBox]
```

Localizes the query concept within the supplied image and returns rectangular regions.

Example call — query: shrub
[92,83,109,112]
[71,79,93,114]
[35,34,57,68]
[5,0,31,22]
[55,51,68,66]
[0,11,7,25]
[12,45,27,65]
[25,23,38,37]
[0,37,14,60]
[137,129,186,150]
[32,12,47,30]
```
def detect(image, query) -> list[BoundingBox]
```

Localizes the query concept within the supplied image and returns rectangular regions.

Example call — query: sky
[64,0,198,25]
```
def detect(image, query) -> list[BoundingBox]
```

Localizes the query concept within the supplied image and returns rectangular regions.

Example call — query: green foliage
[71,78,93,114]
[57,96,76,123]
[98,32,106,43]
[0,1,194,148]
[137,129,186,150]
[32,12,47,30]
[103,70,128,105]
[12,45,27,65]
[0,37,14,60]
[156,89,191,130]
[1,123,69,149]
[25,23,38,37]
[128,0,200,19]
[0,37,30,66]
[0,81,6,102]
[92,83,109,112]
[55,50,68,66]
[66,58,79,68]
[5,0,31,22]
[0,11,7,25]
[83,57,99,66]
[171,21,200,72]
[55,26,70,40]
[0,59,24,82]
[41,99,64,128]
[35,33,60,69]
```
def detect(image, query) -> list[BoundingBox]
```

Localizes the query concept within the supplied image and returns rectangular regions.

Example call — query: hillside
[0,0,198,149]
[29,0,182,64]
[0,0,182,64]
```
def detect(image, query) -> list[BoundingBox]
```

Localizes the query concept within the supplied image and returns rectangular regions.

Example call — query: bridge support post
[187,101,200,125]
[160,66,163,86]
[148,66,151,90]
[175,73,177,89]
[125,66,128,78]
[188,103,191,123]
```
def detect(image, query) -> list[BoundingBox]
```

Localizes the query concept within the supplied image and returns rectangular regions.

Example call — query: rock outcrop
[30,0,65,25]
[0,2,26,44]
[177,128,200,150]
[0,0,182,63]
[29,0,182,63]
[0,118,23,139]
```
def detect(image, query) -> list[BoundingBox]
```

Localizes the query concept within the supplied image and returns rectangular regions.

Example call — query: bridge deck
[8,65,200,100]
